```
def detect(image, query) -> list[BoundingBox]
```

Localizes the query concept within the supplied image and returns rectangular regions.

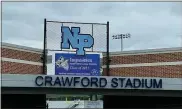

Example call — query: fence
[43,19,110,76]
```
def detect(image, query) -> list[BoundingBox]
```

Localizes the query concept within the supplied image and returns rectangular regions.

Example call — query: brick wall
[102,52,182,78]
[103,52,182,65]
[103,65,182,78]
[1,46,43,74]
[1,45,182,78]
[2,61,42,74]
[2,48,42,62]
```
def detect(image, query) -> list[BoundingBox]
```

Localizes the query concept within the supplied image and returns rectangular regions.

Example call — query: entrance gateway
[2,74,182,108]
[2,19,182,109]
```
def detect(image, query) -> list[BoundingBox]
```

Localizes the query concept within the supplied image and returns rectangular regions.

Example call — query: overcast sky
[2,2,182,52]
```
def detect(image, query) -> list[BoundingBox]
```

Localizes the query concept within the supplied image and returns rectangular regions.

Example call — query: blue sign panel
[55,53,100,76]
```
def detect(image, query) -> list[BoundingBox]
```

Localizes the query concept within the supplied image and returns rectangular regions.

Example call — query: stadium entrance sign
[35,76,163,89]
[57,26,100,76]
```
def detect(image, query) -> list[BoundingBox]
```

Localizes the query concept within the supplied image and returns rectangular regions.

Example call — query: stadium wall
[1,42,182,78]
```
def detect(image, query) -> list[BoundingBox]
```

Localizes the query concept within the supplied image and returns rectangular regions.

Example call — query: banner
[54,53,100,76]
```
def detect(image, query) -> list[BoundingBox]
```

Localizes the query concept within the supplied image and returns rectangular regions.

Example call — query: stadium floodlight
[112,33,131,51]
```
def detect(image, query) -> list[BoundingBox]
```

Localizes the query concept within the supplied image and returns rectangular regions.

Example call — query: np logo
[61,26,94,55]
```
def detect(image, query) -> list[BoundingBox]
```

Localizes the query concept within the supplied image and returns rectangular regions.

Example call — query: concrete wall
[2,74,182,91]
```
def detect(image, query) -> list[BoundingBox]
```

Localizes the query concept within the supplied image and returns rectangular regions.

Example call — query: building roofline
[2,42,182,55]
[103,47,182,56]
[2,42,43,53]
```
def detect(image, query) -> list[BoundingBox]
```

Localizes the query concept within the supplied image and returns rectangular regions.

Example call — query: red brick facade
[103,52,182,65]
[1,43,182,78]
[103,65,182,78]
[1,43,43,75]
[102,51,182,78]
[2,48,42,62]
[2,61,42,74]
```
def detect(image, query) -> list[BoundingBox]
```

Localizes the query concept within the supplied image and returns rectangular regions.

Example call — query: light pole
[181,35,182,47]
[112,33,131,51]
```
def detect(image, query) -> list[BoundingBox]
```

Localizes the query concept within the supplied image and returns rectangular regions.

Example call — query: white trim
[2,57,43,66]
[103,61,182,68]
[102,50,182,57]
[2,42,182,57]
[2,42,42,52]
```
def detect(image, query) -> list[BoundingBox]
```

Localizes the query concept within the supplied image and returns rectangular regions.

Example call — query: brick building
[2,42,43,75]
[2,42,182,78]
[2,42,182,109]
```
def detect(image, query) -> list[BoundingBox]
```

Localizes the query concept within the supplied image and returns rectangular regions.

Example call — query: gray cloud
[2,2,182,51]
